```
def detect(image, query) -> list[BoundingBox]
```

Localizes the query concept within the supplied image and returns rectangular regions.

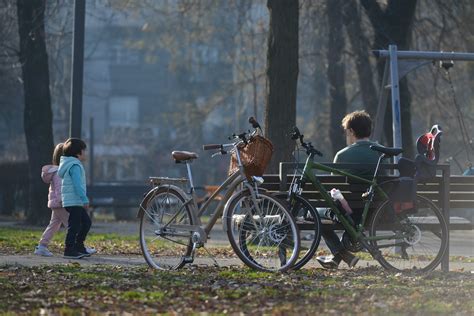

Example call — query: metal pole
[373,60,390,143]
[389,45,402,156]
[69,0,86,138]
[89,116,94,186]
[373,50,474,61]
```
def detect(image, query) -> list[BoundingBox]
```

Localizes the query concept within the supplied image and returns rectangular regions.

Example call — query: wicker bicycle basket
[228,135,273,178]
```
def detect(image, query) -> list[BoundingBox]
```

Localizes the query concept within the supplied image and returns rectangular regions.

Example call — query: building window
[109,96,139,127]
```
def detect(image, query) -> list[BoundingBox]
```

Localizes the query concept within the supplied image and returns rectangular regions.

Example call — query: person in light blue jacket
[58,138,95,259]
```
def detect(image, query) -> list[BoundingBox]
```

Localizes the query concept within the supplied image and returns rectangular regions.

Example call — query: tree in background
[264,0,299,172]
[326,0,348,155]
[361,0,418,158]
[342,1,378,118]
[17,0,54,225]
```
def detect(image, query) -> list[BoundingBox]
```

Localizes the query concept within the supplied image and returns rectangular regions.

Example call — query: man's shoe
[34,245,53,257]
[63,250,86,259]
[316,254,341,269]
[339,250,359,268]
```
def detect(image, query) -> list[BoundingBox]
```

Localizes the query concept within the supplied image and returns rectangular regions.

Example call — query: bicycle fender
[136,184,190,218]
[221,187,267,233]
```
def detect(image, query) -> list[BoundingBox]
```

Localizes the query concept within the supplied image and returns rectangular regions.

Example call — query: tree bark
[326,0,348,156]
[342,1,378,118]
[264,0,299,172]
[360,0,417,158]
[17,0,54,225]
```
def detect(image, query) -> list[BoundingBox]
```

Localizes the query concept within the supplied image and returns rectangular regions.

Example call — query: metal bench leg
[441,167,450,272]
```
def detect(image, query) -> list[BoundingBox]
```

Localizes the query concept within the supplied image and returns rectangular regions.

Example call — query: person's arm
[69,165,89,205]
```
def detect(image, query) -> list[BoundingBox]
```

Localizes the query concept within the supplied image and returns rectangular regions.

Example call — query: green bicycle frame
[298,153,390,241]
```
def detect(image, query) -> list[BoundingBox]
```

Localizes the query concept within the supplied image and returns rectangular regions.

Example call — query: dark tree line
[264,0,299,173]
[3,0,473,223]
[17,0,54,224]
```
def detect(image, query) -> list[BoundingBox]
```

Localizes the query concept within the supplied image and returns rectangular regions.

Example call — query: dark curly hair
[341,110,372,139]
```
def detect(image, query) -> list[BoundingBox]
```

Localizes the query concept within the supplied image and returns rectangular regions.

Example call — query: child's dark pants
[64,206,91,250]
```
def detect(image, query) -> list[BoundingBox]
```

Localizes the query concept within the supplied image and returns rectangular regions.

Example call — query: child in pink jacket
[34,143,97,256]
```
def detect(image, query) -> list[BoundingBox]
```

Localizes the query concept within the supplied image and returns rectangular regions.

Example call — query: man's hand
[84,204,89,210]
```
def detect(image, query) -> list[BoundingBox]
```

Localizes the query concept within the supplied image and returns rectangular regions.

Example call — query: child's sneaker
[85,247,97,255]
[75,245,91,257]
[34,245,53,257]
[63,249,87,259]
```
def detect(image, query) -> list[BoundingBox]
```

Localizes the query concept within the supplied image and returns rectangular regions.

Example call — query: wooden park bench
[87,182,223,219]
[260,162,474,271]
[87,163,473,270]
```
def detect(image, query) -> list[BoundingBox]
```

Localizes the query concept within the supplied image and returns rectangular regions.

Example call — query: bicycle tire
[225,191,300,272]
[273,193,322,270]
[139,186,193,270]
[368,194,448,272]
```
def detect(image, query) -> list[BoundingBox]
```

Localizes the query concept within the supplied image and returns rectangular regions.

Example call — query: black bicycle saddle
[370,144,403,157]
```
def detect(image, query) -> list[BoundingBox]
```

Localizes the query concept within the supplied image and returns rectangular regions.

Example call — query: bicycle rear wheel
[368,194,448,272]
[274,193,321,270]
[225,191,300,272]
[139,187,193,270]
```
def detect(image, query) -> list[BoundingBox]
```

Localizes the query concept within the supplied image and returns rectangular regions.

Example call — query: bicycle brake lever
[211,149,227,158]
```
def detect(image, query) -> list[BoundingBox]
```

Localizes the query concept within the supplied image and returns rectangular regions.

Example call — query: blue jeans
[64,206,91,250]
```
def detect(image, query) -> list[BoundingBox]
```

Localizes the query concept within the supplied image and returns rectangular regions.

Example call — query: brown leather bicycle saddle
[172,151,198,162]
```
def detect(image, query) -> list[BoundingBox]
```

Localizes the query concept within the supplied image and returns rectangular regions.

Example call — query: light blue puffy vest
[58,156,87,207]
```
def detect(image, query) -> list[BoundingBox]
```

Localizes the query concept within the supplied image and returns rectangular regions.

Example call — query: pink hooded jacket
[41,165,63,209]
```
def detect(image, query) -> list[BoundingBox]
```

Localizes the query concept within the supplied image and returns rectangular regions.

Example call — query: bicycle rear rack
[149,176,188,187]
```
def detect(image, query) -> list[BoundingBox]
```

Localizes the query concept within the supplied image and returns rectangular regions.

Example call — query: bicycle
[277,127,448,272]
[137,118,300,272]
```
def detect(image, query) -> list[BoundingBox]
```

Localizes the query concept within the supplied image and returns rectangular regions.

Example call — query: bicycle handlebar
[290,126,323,157]
[248,116,261,130]
[203,117,261,156]
[202,144,223,151]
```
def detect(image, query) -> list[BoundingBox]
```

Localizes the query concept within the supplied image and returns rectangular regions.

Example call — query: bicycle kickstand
[182,242,197,264]
[183,231,204,264]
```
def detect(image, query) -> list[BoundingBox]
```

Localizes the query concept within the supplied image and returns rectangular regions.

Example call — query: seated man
[316,110,380,269]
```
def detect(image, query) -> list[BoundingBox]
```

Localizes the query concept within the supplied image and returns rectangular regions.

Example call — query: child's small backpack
[390,125,443,213]
[414,125,442,181]
[398,124,443,181]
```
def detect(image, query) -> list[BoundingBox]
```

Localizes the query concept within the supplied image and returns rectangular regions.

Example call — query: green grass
[0,226,140,255]
[0,265,471,314]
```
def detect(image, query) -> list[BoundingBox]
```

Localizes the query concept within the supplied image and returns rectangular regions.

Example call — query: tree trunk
[326,0,348,155]
[360,0,417,158]
[342,1,378,118]
[264,0,299,173]
[17,0,54,225]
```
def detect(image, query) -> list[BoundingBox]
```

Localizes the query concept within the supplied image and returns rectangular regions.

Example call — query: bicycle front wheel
[225,191,300,272]
[369,194,448,272]
[274,193,321,270]
[139,187,193,270]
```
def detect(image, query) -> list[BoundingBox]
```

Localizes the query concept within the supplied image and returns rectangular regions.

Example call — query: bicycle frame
[295,153,390,242]
[145,139,264,245]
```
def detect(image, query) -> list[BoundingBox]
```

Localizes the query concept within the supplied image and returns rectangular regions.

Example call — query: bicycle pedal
[182,256,194,264]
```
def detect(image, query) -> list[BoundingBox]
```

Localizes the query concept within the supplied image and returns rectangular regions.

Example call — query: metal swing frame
[372,45,474,272]
[372,45,474,150]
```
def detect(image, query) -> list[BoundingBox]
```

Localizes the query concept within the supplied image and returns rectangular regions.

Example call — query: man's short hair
[341,110,372,139]
[63,138,87,157]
